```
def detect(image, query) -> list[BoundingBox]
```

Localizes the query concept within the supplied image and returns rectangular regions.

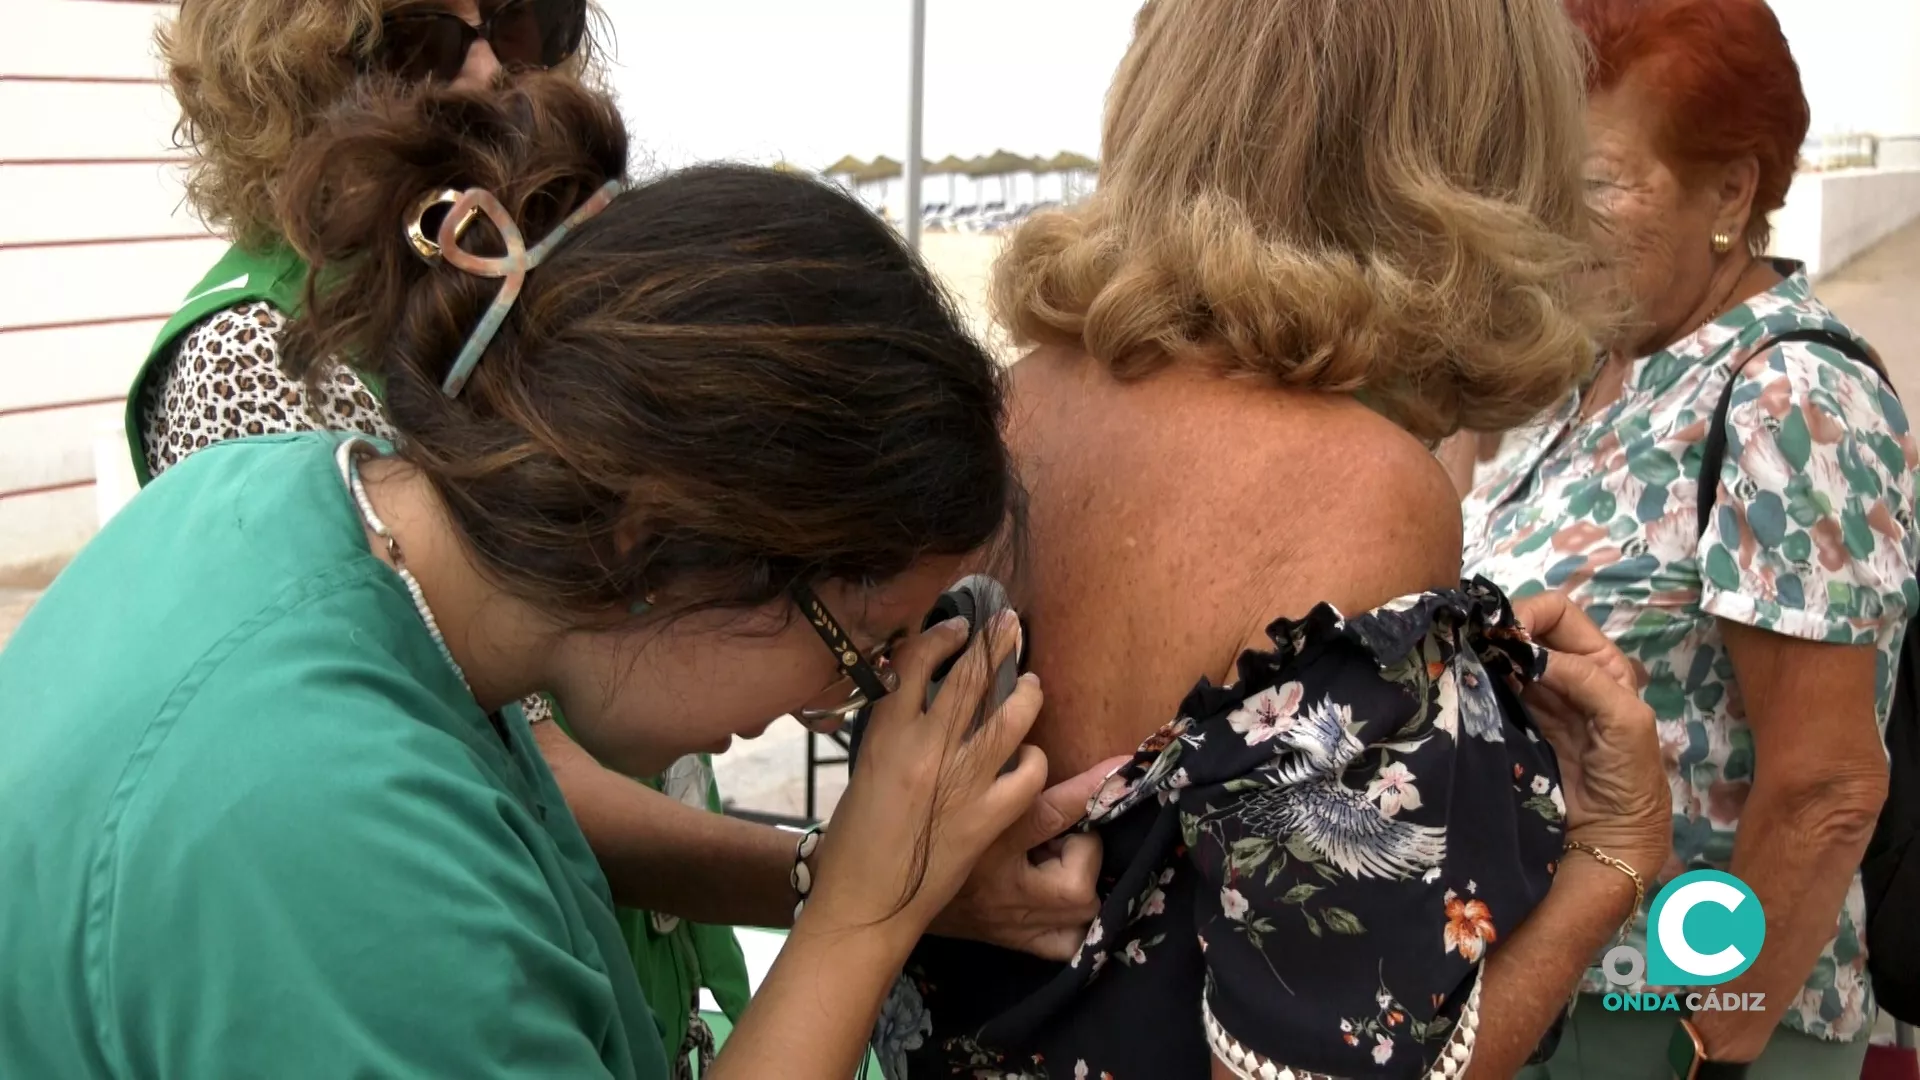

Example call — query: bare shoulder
[1226,385,1464,594]
[1004,359,1468,768]
[1009,353,1464,597]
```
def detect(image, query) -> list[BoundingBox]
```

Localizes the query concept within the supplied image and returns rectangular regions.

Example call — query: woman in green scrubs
[138,8,762,1064]
[137,3,765,1066]
[139,7,1110,1066]
[0,78,1049,1078]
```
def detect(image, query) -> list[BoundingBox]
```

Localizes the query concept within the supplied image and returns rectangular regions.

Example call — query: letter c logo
[1646,870,1765,987]
[1657,879,1747,978]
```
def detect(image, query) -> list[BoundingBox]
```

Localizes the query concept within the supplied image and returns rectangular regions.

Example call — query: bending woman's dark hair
[275,75,1014,622]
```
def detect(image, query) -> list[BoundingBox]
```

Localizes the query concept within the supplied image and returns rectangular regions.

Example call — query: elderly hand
[1511,591,1670,880]
[1512,590,1638,692]
[928,755,1130,961]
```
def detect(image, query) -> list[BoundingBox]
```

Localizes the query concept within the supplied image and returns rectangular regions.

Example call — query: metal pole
[904,0,927,249]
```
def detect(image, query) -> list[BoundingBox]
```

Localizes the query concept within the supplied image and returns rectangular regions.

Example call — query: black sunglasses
[374,0,586,84]
[791,583,898,725]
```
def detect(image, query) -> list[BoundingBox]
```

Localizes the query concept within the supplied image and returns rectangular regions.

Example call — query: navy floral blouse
[872,582,1565,1079]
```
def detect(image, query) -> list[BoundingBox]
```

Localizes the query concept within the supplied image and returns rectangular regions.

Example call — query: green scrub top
[128,241,753,1061]
[0,432,670,1079]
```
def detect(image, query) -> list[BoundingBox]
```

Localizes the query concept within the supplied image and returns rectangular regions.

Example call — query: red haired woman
[1468,1,1916,1076]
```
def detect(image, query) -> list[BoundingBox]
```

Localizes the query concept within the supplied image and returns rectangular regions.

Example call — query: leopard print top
[138,301,396,481]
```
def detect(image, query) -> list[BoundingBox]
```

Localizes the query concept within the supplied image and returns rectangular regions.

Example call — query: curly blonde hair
[992,0,1605,442]
[159,0,604,249]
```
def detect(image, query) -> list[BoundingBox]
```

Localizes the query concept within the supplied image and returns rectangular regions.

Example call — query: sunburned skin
[995,345,1467,781]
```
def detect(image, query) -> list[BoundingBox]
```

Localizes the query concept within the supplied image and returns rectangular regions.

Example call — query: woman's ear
[1711,155,1762,244]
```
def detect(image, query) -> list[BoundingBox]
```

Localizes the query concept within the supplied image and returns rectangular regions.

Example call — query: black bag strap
[1694,328,1888,539]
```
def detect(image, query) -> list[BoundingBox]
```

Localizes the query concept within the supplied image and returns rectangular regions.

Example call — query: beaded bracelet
[791,824,824,920]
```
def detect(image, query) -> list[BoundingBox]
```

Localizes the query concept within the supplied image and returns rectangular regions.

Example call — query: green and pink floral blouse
[1463,261,1918,1042]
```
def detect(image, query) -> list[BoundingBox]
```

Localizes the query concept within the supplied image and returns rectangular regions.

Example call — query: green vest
[127,243,311,487]
[131,241,753,1061]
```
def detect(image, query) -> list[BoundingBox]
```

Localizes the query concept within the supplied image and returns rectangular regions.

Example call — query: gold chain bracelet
[1564,839,1645,944]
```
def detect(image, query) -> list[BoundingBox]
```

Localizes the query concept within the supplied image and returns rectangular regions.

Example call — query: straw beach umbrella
[1040,151,1099,203]
[821,155,865,195]
[856,155,903,180]
[854,155,904,220]
[969,150,1034,207]
[929,154,970,208]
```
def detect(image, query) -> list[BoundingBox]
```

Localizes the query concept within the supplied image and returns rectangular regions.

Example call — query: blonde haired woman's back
[871,1,1670,1078]
[1003,0,1601,775]
[1010,0,1601,799]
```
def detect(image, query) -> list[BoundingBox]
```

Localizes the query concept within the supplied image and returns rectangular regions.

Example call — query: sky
[585,0,1920,172]
[594,0,1140,171]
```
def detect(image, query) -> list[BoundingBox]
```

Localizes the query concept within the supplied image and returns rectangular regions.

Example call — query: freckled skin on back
[1002,346,1464,780]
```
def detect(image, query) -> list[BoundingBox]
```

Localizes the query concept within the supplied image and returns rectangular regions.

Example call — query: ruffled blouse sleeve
[1085,583,1565,1078]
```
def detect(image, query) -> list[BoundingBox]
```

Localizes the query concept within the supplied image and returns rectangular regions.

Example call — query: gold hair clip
[405,188,481,262]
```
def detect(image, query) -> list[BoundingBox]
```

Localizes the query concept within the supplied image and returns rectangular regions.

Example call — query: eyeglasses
[791,583,899,726]
[373,0,586,84]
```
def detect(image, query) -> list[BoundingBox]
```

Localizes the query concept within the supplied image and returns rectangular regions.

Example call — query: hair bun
[276,74,629,389]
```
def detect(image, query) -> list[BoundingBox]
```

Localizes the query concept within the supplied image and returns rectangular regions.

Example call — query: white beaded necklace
[335,436,473,694]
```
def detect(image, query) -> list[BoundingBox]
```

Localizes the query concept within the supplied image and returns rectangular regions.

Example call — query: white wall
[1768,167,1920,278]
[1883,136,1920,170]
[1814,168,1920,273]
[2,0,208,570]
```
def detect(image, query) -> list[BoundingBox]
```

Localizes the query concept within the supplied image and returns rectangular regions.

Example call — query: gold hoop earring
[1712,231,1735,255]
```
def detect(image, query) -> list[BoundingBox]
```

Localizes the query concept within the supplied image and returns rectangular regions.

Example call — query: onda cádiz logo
[1600,869,1768,1013]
